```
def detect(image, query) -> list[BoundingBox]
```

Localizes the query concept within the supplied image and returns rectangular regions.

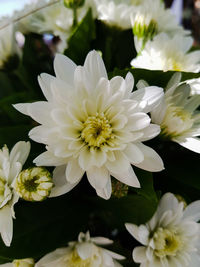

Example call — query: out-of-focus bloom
[150,73,200,153]
[13,167,54,201]
[131,0,189,45]
[125,193,200,266]
[185,78,200,95]
[0,24,19,68]
[36,231,124,267]
[0,258,35,267]
[131,33,200,72]
[14,50,164,199]
[0,141,30,246]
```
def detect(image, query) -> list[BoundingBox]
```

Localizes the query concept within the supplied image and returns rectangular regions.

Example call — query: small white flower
[14,50,164,199]
[36,231,124,267]
[13,167,54,201]
[131,0,189,44]
[125,193,200,267]
[0,24,18,68]
[131,33,200,72]
[0,141,30,246]
[94,0,136,29]
[150,73,200,153]
[0,258,34,267]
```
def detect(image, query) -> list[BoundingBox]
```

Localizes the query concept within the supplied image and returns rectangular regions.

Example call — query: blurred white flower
[125,193,200,267]
[0,258,34,267]
[131,33,200,72]
[94,0,136,29]
[131,0,188,44]
[36,231,124,267]
[185,78,200,95]
[150,73,200,153]
[0,24,18,68]
[14,50,164,200]
[13,167,54,202]
[0,141,30,246]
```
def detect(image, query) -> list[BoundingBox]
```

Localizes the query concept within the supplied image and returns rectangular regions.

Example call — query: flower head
[131,33,200,72]
[14,167,54,201]
[36,231,124,267]
[125,193,200,266]
[0,258,35,267]
[14,50,164,200]
[151,73,200,153]
[0,141,30,246]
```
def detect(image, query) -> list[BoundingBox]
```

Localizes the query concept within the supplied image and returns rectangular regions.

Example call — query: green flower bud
[64,0,85,9]
[112,180,129,198]
[133,16,158,42]
[14,167,54,202]
[13,258,34,267]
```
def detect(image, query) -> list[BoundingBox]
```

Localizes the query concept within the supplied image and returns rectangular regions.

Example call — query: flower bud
[13,258,34,267]
[14,167,54,201]
[64,0,85,9]
[112,180,129,198]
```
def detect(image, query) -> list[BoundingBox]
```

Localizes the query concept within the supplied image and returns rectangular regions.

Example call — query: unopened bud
[14,167,54,201]
[112,180,129,198]
[64,0,85,9]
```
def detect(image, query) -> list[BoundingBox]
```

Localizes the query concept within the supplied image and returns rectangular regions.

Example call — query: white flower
[131,0,189,43]
[14,50,164,200]
[0,258,34,267]
[0,141,30,246]
[150,73,200,153]
[131,33,200,72]
[35,231,124,267]
[0,24,18,68]
[125,193,200,267]
[94,0,136,29]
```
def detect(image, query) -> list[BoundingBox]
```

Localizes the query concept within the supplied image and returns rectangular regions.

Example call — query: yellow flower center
[81,113,113,148]
[161,105,194,138]
[153,228,183,258]
[67,250,95,267]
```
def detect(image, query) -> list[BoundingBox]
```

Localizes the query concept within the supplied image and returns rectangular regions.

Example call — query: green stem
[73,7,78,27]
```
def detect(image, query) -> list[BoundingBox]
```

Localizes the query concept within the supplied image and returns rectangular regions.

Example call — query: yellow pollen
[66,250,95,267]
[153,228,183,258]
[81,113,113,148]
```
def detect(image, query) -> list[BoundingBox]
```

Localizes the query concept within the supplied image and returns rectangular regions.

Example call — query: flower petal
[87,166,110,190]
[0,205,13,246]
[123,143,144,164]
[183,200,200,222]
[95,177,112,200]
[33,151,67,166]
[174,137,200,153]
[10,141,30,166]
[65,159,84,184]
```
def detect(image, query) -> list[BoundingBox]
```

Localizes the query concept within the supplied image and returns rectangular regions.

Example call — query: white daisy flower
[35,231,124,267]
[131,33,200,72]
[150,73,200,153]
[125,193,200,267]
[94,0,136,29]
[0,141,30,246]
[0,258,35,267]
[14,50,164,200]
[0,24,18,68]
[131,0,189,44]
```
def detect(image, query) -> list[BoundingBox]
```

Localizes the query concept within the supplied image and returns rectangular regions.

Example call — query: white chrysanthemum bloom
[0,141,30,246]
[131,33,200,72]
[0,258,34,267]
[14,50,164,200]
[21,0,96,52]
[36,231,124,267]
[94,0,137,29]
[131,0,189,44]
[150,73,200,153]
[125,193,200,267]
[13,167,54,201]
[0,24,18,68]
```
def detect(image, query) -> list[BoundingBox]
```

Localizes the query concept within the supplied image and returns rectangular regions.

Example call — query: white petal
[0,205,13,246]
[13,103,30,116]
[27,101,53,125]
[96,177,112,200]
[128,113,151,131]
[91,237,113,245]
[132,246,147,263]
[104,249,125,260]
[50,165,81,197]
[174,137,200,153]
[83,50,108,89]
[54,53,77,85]
[138,124,161,142]
[87,166,110,190]
[65,159,84,184]
[125,223,149,245]
[134,143,164,172]
[10,141,30,166]
[123,143,144,164]
[125,72,134,97]
[38,73,55,101]
[33,151,67,166]
[76,243,95,260]
[183,200,200,222]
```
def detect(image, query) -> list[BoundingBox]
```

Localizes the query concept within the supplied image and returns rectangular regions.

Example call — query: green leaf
[64,8,96,64]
